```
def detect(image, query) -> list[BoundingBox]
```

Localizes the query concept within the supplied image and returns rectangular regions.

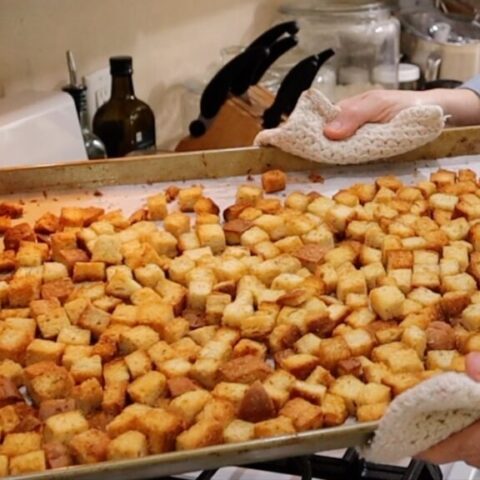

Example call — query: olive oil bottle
[93,56,156,157]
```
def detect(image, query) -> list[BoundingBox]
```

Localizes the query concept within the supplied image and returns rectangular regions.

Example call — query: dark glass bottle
[93,56,156,158]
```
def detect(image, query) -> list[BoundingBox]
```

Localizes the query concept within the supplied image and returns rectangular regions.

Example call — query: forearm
[419,88,480,126]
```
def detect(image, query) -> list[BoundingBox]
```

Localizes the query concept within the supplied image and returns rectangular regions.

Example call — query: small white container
[398,63,421,90]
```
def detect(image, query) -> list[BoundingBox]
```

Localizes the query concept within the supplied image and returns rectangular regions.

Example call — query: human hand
[416,352,480,467]
[323,87,480,140]
[323,90,425,141]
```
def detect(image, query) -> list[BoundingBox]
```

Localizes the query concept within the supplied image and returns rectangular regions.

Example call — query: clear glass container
[270,0,400,101]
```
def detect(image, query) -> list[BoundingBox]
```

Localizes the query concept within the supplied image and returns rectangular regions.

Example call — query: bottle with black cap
[93,56,156,158]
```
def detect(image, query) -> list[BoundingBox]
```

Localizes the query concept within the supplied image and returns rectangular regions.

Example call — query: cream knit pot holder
[254,89,445,165]
[359,372,480,463]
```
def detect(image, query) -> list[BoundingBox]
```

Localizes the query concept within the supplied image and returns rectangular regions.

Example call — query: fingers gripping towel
[254,89,445,165]
[359,372,480,463]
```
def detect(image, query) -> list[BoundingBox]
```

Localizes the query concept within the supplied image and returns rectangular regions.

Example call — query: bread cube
[336,270,367,303]
[356,383,391,406]
[36,306,70,339]
[254,416,296,438]
[107,430,148,460]
[357,402,389,422]
[127,371,166,406]
[369,286,405,320]
[240,226,270,249]
[442,273,477,293]
[119,326,159,354]
[0,360,23,388]
[429,193,458,211]
[316,337,352,371]
[124,350,152,379]
[176,419,223,450]
[4,223,36,251]
[260,169,286,193]
[25,339,64,366]
[426,350,458,370]
[70,354,102,383]
[280,398,323,432]
[163,212,190,238]
[73,262,106,282]
[70,378,103,415]
[0,454,8,476]
[169,389,211,425]
[15,242,47,268]
[0,431,41,457]
[178,186,204,212]
[78,303,110,336]
[57,325,92,346]
[9,450,46,475]
[44,410,89,444]
[147,193,168,220]
[330,375,366,414]
[102,382,127,415]
[194,197,220,216]
[383,347,425,373]
[461,303,480,331]
[7,276,40,307]
[145,231,177,258]
[0,327,32,363]
[70,428,110,464]
[223,419,255,444]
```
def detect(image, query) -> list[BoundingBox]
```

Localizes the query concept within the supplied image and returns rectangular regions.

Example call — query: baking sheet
[1,146,480,479]
[3,152,480,225]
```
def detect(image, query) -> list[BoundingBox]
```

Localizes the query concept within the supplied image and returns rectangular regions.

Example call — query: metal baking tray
[1,127,480,480]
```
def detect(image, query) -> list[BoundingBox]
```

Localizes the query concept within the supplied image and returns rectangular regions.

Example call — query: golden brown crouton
[39,399,76,421]
[9,450,46,475]
[44,410,89,444]
[134,407,183,453]
[34,212,60,234]
[107,430,148,460]
[0,431,42,456]
[176,419,223,450]
[316,337,352,371]
[220,355,273,384]
[24,362,74,404]
[280,398,323,431]
[69,428,110,464]
[254,416,296,438]
[4,223,35,251]
[261,170,287,193]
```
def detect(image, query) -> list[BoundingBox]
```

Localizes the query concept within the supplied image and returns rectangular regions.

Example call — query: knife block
[175,86,275,152]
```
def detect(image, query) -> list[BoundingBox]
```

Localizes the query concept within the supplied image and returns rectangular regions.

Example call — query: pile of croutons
[0,167,478,474]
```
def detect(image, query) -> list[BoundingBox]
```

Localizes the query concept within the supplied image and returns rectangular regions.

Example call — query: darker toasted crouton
[220,355,273,384]
[238,381,276,422]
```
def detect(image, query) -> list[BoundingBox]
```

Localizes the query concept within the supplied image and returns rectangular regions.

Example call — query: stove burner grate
[158,448,443,480]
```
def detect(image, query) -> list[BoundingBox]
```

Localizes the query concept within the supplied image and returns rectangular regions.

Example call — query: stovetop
[158,449,444,480]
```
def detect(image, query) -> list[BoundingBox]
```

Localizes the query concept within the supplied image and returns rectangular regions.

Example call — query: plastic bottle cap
[110,56,133,76]
[398,63,420,83]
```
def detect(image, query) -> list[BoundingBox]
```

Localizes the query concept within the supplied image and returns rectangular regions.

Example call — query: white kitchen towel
[359,372,480,464]
[254,89,446,165]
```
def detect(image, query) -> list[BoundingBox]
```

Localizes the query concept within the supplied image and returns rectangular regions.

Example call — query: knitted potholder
[359,372,480,464]
[254,89,445,165]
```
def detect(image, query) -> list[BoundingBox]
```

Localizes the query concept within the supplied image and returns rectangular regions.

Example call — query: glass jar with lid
[267,0,400,101]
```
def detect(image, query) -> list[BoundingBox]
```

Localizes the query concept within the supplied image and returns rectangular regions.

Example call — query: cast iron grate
[159,448,443,480]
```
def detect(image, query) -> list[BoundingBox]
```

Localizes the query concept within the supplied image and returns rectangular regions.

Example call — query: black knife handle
[230,47,269,97]
[248,21,299,51]
[189,47,267,137]
[250,35,298,86]
[263,48,335,129]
